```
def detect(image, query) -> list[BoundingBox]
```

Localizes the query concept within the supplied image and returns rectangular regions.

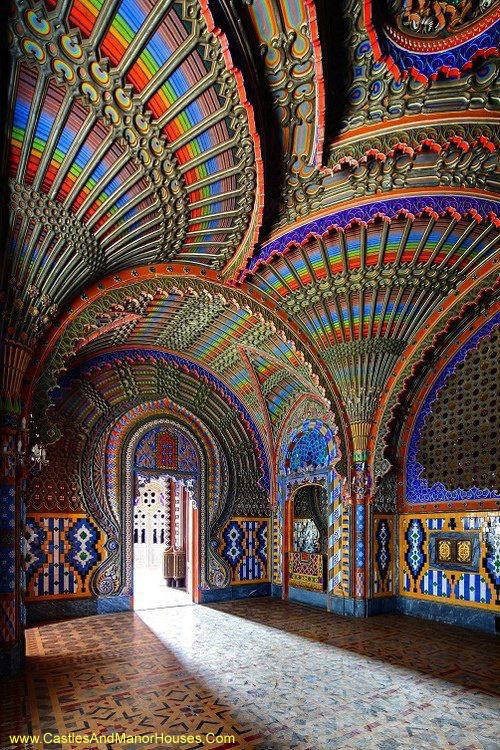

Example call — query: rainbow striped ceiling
[239,209,500,431]
[242,211,500,346]
[32,278,328,449]
[50,349,270,487]
[10,0,499,472]
[7,0,261,346]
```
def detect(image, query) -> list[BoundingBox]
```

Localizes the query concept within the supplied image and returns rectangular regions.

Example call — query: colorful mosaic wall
[373,515,395,597]
[400,512,500,611]
[289,551,324,591]
[135,427,200,475]
[328,479,345,596]
[406,317,500,505]
[272,509,282,585]
[26,429,84,514]
[277,418,345,598]
[219,518,270,584]
[25,514,106,600]
[0,427,17,644]
[283,421,337,474]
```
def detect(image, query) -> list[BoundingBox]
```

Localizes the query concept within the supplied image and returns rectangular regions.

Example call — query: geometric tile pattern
[0,484,16,594]
[25,514,106,600]
[0,595,16,643]
[328,477,344,595]
[289,429,328,472]
[272,509,282,585]
[24,519,46,578]
[400,512,500,611]
[405,518,426,587]
[289,551,324,590]
[283,421,337,474]
[407,317,500,504]
[373,515,394,597]
[219,518,269,584]
[155,431,178,471]
[67,518,100,576]
[4,599,499,750]
[355,504,365,597]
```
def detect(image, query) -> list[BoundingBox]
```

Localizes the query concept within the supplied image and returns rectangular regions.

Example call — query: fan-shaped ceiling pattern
[4,0,499,476]
[239,209,500,455]
[35,350,271,518]
[30,275,331,451]
[51,349,269,478]
[6,0,261,348]
[229,0,499,236]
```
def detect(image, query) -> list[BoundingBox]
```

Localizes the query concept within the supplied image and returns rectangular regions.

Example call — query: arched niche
[292,483,328,555]
[277,419,345,606]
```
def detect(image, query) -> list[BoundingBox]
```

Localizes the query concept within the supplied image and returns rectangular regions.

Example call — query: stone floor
[1,598,499,749]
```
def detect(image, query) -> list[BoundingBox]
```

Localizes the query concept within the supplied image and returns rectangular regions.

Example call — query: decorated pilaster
[0,339,31,674]
[334,415,372,611]
[351,458,371,603]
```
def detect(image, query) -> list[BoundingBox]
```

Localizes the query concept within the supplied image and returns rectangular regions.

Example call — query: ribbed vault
[5,0,261,350]
[10,0,498,478]
[30,350,271,522]
[239,209,499,457]
[28,272,338,455]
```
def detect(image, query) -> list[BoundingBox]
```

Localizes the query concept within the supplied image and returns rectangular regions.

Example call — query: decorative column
[351,459,371,606]
[324,340,404,612]
[0,340,31,675]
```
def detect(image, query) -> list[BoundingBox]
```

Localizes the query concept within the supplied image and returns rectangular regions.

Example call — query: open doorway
[133,473,194,609]
[131,426,199,610]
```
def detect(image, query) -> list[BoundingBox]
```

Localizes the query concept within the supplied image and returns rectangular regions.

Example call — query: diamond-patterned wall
[219,518,270,584]
[25,514,106,600]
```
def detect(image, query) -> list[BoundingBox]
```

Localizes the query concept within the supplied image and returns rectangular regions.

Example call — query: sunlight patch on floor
[133,565,193,611]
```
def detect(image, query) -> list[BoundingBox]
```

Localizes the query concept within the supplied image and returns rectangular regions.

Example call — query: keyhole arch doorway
[125,416,208,604]
[283,480,329,597]
[133,472,195,572]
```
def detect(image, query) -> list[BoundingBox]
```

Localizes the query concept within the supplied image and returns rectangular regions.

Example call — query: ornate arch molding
[363,0,499,80]
[276,413,346,598]
[400,312,500,512]
[371,294,499,513]
[371,277,500,510]
[56,347,271,492]
[86,401,231,598]
[369,257,499,481]
[275,394,348,481]
[380,283,499,458]
[245,199,500,271]
[25,268,338,463]
[279,418,340,479]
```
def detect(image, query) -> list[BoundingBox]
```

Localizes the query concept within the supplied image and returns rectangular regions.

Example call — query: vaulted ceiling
[5,0,262,349]
[3,0,499,478]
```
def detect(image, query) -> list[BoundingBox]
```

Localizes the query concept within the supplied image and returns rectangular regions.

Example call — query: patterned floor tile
[1,598,499,749]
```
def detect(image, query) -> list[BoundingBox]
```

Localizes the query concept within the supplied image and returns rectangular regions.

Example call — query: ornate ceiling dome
[6,0,262,349]
[1,0,498,483]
